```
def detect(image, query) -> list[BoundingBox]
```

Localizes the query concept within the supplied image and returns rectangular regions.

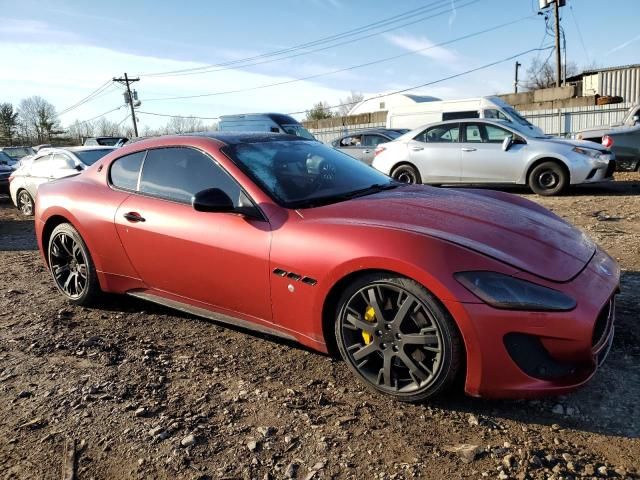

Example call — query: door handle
[410,146,424,151]
[362,149,371,154]
[461,147,477,152]
[123,212,146,222]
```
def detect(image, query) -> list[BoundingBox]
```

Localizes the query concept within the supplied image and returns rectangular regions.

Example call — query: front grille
[592,297,615,351]
[605,160,616,178]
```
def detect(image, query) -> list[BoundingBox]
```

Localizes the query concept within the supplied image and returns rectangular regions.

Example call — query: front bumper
[444,247,620,399]
[576,155,616,184]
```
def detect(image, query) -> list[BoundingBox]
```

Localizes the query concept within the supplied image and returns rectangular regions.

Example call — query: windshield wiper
[291,183,400,209]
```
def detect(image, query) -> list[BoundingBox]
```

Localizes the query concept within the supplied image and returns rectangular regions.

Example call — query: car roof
[336,128,398,138]
[127,132,306,148]
[36,146,116,155]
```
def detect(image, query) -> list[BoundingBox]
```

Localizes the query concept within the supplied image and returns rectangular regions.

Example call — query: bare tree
[66,120,95,145]
[18,96,61,143]
[163,116,205,134]
[0,103,19,146]
[524,58,578,90]
[94,117,122,137]
[336,91,364,117]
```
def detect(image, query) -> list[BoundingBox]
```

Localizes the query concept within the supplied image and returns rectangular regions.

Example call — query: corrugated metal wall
[599,68,640,103]
[519,102,632,137]
[309,121,386,144]
[307,103,634,141]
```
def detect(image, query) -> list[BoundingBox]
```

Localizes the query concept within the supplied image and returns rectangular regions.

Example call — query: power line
[569,2,590,64]
[138,0,479,78]
[143,15,534,103]
[73,106,123,126]
[136,46,553,120]
[137,111,220,120]
[58,80,113,116]
[286,46,554,115]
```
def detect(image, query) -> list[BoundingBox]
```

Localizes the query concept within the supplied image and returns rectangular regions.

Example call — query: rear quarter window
[110,151,145,191]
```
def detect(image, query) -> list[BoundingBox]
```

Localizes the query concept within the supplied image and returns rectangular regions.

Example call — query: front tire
[17,190,34,216]
[48,223,101,306]
[335,273,462,402]
[391,164,421,184]
[528,161,568,196]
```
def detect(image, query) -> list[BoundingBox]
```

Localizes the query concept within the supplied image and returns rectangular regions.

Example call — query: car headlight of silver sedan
[455,271,576,311]
[572,147,609,165]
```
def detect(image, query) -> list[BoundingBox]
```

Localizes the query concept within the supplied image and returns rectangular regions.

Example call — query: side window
[139,147,241,205]
[465,125,483,143]
[30,154,51,176]
[50,154,75,170]
[442,110,479,121]
[416,124,460,143]
[363,135,387,147]
[110,151,145,191]
[484,109,509,121]
[484,124,512,143]
[339,134,363,147]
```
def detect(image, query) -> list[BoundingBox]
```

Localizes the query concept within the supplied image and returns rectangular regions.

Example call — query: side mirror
[192,188,235,213]
[633,115,639,124]
[502,135,513,151]
[75,164,84,171]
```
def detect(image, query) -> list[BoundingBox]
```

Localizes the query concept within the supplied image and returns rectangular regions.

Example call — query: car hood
[302,186,595,282]
[538,137,610,151]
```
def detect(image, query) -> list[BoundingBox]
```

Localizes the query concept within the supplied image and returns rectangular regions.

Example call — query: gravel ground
[0,174,639,480]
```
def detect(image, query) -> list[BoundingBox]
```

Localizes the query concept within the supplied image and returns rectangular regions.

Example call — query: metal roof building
[567,64,640,103]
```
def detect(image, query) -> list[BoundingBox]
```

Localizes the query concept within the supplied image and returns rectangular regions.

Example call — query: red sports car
[35,133,619,402]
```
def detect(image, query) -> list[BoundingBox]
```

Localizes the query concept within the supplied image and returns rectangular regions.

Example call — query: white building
[348,93,440,116]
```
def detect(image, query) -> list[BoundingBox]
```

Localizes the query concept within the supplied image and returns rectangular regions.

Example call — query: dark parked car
[576,103,640,171]
[331,128,404,164]
[0,146,36,164]
[84,136,129,147]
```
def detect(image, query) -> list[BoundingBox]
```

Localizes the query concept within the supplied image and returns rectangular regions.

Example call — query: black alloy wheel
[17,190,34,216]
[335,274,462,402]
[48,223,100,305]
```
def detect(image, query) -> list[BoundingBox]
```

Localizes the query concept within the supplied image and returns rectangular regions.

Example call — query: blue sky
[1,0,639,129]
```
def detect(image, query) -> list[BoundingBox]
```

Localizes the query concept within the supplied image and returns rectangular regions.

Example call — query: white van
[386,96,545,137]
[218,113,316,140]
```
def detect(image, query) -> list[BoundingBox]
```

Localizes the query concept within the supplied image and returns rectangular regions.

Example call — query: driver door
[113,147,273,322]
[407,123,461,183]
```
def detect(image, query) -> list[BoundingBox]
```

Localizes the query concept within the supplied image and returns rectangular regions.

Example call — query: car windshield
[502,106,539,129]
[222,139,398,208]
[2,147,35,160]
[73,149,113,165]
[0,151,12,164]
[280,124,316,140]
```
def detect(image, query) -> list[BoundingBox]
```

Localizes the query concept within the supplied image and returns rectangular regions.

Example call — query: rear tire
[335,273,462,402]
[528,161,568,196]
[17,190,34,216]
[48,223,101,306]
[391,164,421,184]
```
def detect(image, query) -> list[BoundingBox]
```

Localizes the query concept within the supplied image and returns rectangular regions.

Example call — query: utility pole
[514,61,522,93]
[553,0,562,87]
[113,73,140,137]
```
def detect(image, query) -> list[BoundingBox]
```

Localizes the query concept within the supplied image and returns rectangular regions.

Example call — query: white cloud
[0,41,354,128]
[606,34,640,54]
[384,33,459,65]
[0,18,79,42]
[448,0,457,28]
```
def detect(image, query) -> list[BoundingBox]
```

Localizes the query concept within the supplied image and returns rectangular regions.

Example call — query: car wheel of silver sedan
[391,164,421,184]
[528,161,568,196]
[17,190,34,216]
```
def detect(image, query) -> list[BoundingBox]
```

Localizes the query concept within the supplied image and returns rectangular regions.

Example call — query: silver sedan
[372,119,616,196]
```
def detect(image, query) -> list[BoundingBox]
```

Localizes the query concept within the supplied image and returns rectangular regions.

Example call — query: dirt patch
[0,176,639,479]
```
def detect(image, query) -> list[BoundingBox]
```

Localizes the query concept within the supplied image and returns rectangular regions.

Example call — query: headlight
[572,147,602,159]
[455,271,576,311]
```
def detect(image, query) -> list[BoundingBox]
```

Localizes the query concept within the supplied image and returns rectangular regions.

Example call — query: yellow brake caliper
[362,306,376,345]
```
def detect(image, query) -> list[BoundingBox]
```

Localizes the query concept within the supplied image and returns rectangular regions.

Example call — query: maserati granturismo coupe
[35,133,619,402]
